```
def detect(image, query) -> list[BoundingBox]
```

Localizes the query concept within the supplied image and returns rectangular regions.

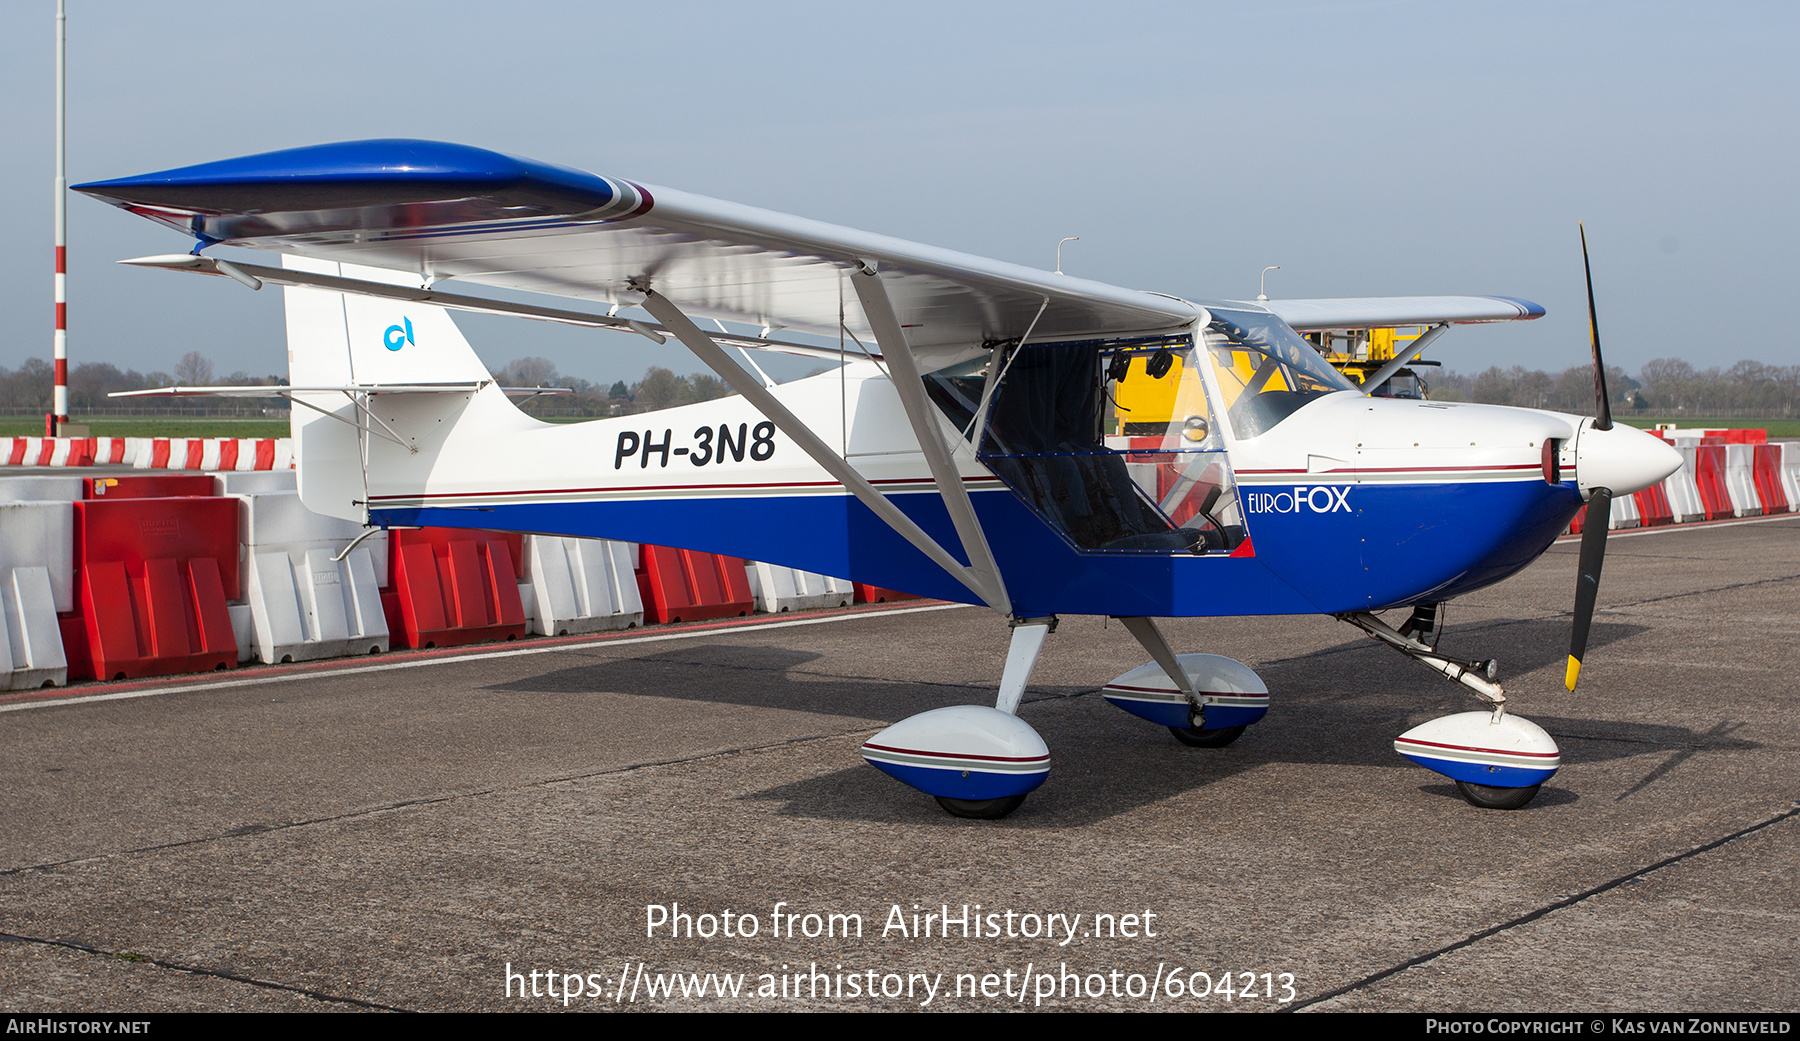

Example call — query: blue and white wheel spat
[861,705,1050,801]
[1101,653,1269,729]
[1394,711,1561,788]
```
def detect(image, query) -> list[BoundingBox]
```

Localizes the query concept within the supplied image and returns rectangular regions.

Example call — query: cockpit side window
[925,334,1249,555]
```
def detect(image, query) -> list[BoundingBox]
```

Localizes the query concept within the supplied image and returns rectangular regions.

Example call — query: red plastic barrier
[85,474,216,500]
[1567,503,1588,535]
[1632,482,1675,527]
[854,583,921,604]
[6,438,25,465]
[1692,445,1733,520]
[148,439,171,469]
[1753,445,1791,514]
[381,528,527,648]
[635,546,754,623]
[69,496,240,680]
[1726,429,1768,445]
[254,439,276,470]
[33,440,54,466]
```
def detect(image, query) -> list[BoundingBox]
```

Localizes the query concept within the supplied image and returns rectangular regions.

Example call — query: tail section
[281,256,509,522]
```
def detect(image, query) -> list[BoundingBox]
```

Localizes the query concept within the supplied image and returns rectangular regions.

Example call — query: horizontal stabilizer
[109,384,571,398]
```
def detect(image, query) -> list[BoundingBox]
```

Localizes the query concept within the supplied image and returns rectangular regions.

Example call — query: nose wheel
[1455,780,1543,810]
[935,794,1029,819]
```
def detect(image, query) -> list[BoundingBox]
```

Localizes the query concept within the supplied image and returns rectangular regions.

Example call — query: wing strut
[849,262,1011,614]
[1357,323,1448,394]
[639,289,1011,615]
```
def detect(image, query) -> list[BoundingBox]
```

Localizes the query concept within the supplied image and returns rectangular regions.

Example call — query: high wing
[1249,295,1544,331]
[76,138,1552,621]
[75,138,1199,361]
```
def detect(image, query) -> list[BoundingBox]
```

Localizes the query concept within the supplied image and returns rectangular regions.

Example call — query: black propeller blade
[1568,223,1611,690]
[1568,487,1610,690]
[1580,222,1613,433]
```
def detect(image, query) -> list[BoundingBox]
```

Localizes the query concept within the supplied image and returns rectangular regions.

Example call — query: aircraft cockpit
[926,328,1264,556]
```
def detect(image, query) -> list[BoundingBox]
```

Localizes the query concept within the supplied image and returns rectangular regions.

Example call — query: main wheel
[1455,780,1542,810]
[935,794,1026,819]
[1168,724,1246,748]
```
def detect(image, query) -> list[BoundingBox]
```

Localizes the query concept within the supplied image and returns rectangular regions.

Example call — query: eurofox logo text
[1246,486,1352,514]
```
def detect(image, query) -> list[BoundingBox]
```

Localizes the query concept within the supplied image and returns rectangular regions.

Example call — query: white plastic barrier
[1779,443,1800,507]
[0,500,73,688]
[0,500,74,614]
[745,562,855,613]
[522,535,643,636]
[236,491,388,663]
[0,476,86,503]
[0,566,66,689]
[1723,444,1762,517]
[1663,446,1706,523]
[1608,491,1640,529]
[216,469,298,495]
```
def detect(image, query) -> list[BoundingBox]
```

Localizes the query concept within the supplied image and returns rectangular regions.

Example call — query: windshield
[1202,308,1357,438]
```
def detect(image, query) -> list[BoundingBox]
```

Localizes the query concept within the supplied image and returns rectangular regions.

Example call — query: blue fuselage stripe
[372,478,1582,617]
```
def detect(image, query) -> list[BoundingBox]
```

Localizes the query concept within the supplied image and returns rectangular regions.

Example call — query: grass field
[0,418,290,438]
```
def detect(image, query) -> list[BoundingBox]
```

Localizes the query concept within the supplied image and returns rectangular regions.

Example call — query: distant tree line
[4,349,1793,420]
[1426,358,1798,418]
[0,352,285,415]
[492,358,733,417]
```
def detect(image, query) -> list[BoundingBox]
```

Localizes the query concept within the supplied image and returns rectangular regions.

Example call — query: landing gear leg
[995,616,1055,716]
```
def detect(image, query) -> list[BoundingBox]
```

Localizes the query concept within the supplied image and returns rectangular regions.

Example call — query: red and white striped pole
[51,0,68,436]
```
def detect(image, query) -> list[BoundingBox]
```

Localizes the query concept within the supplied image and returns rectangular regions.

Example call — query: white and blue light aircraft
[77,140,1681,818]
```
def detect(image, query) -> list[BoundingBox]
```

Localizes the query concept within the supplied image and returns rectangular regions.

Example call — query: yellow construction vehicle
[1305,326,1437,399]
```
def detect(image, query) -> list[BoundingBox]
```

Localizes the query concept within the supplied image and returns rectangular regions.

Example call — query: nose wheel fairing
[1395,712,1562,790]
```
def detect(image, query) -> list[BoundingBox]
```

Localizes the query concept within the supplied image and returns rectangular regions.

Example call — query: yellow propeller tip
[1564,656,1581,691]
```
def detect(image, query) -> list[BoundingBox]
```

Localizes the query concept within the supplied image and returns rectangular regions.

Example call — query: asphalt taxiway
[2,515,1796,1011]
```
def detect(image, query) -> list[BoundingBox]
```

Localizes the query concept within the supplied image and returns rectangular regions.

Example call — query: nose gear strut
[1338,607,1506,718]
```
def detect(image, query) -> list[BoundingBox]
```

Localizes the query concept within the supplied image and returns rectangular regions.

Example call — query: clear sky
[0,1,1794,388]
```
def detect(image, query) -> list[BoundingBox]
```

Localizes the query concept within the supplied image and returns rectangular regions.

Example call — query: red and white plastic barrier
[133,438,290,471]
[1,436,291,471]
[1580,428,1796,532]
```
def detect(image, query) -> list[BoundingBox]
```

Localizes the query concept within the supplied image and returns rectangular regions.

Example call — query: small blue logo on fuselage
[383,317,415,351]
